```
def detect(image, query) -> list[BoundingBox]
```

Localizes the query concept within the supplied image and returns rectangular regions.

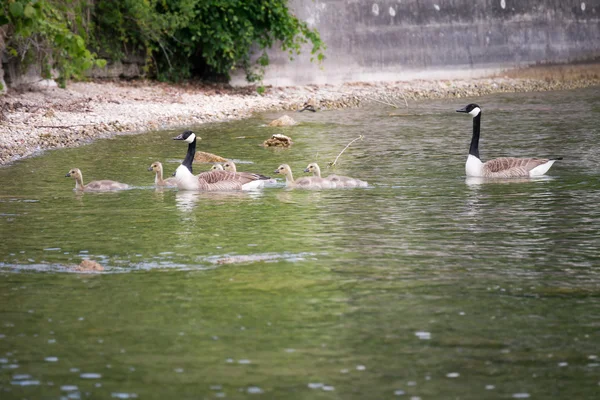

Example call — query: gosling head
[173,130,199,144]
[223,161,237,172]
[456,103,481,117]
[211,163,224,171]
[148,161,162,172]
[274,164,291,175]
[65,168,82,180]
[304,163,320,174]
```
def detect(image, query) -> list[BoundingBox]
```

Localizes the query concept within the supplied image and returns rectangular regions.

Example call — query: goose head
[303,163,321,177]
[172,130,198,143]
[274,164,291,175]
[456,103,481,117]
[148,161,163,172]
[211,163,224,170]
[274,164,295,183]
[223,161,237,172]
[65,168,82,180]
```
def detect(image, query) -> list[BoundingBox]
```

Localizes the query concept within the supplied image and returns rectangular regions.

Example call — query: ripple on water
[446,372,460,378]
[111,393,138,399]
[80,373,102,379]
[45,356,58,362]
[308,383,323,389]
[394,389,405,396]
[415,331,431,340]
[512,394,531,399]
[61,386,78,391]
[247,386,263,394]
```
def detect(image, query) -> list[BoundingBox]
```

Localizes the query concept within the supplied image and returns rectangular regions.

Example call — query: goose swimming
[274,164,335,189]
[148,161,177,187]
[304,163,368,188]
[173,130,271,190]
[65,168,128,191]
[457,104,561,178]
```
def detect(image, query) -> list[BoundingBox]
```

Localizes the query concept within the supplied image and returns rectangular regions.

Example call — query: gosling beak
[274,169,280,174]
[147,166,153,171]
[456,106,468,113]
[65,173,71,177]
[303,168,310,173]
[172,172,176,176]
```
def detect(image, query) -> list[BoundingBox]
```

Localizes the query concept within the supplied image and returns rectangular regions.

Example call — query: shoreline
[1,64,600,166]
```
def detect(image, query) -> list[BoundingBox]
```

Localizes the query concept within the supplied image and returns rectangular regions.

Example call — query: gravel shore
[1,65,599,165]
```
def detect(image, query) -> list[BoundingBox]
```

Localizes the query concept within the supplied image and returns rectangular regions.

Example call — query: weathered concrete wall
[233,0,600,86]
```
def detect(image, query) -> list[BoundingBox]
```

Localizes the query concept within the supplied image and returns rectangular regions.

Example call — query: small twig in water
[398,91,409,108]
[364,96,399,109]
[328,135,364,167]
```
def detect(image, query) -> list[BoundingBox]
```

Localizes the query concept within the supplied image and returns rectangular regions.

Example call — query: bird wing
[196,170,268,191]
[483,157,549,178]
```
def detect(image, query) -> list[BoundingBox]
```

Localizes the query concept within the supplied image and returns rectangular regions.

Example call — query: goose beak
[147,166,153,171]
[65,173,71,177]
[274,169,280,174]
[173,133,185,140]
[303,168,310,173]
[456,106,468,113]
[172,172,176,176]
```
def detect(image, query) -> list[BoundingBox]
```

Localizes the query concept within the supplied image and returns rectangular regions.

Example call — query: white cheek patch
[184,133,196,143]
[469,107,481,117]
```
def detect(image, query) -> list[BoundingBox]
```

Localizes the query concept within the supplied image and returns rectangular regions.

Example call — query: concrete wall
[232,0,600,86]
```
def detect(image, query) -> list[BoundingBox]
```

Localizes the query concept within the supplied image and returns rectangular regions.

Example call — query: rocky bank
[1,64,599,165]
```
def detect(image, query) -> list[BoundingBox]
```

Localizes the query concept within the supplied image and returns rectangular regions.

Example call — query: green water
[1,87,599,399]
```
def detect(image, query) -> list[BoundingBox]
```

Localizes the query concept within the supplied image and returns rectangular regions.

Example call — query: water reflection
[175,189,265,212]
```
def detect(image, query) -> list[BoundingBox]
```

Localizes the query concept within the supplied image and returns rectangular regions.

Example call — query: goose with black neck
[173,130,271,191]
[456,104,562,178]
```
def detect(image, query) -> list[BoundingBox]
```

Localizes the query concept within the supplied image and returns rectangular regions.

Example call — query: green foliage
[1,0,324,86]
[1,0,103,88]
[91,0,325,82]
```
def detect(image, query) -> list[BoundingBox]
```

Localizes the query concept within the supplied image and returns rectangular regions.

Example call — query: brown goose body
[66,168,128,192]
[480,157,554,178]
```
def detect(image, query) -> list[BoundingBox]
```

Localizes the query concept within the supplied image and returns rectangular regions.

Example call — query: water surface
[1,87,599,399]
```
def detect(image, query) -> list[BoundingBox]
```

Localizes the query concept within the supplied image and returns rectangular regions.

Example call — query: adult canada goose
[304,163,368,188]
[173,130,271,190]
[65,168,128,191]
[274,164,335,189]
[457,103,562,178]
[148,161,177,187]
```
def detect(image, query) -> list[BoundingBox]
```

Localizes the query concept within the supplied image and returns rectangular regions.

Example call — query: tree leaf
[9,2,24,17]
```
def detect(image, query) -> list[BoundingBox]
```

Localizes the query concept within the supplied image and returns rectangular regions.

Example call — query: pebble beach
[1,64,599,165]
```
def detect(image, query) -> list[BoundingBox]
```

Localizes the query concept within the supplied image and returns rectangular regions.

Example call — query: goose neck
[469,113,481,159]
[182,138,196,173]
